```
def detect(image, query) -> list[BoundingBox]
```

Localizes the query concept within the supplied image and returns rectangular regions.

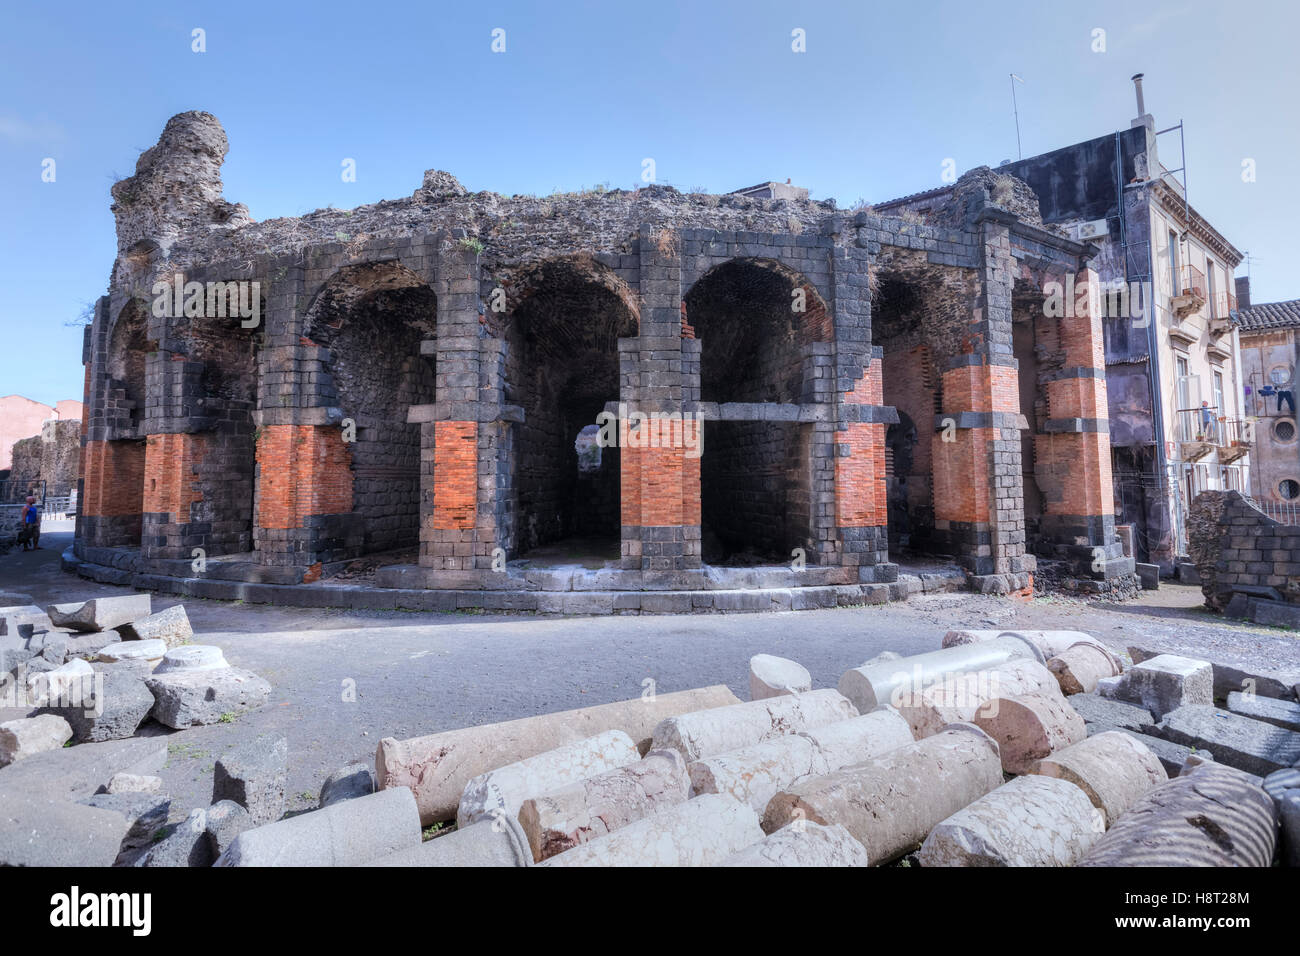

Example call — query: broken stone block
[651,689,858,763]
[1029,730,1168,827]
[26,657,94,707]
[1047,642,1122,695]
[135,809,215,867]
[457,729,639,827]
[972,692,1087,774]
[0,737,167,807]
[203,800,253,857]
[896,658,1061,739]
[1079,760,1278,867]
[1129,644,1300,701]
[145,667,271,728]
[42,666,154,743]
[1152,705,1300,776]
[0,634,34,676]
[0,791,132,867]
[0,714,72,767]
[518,748,689,861]
[1263,767,1300,801]
[689,708,915,812]
[839,634,1043,713]
[377,685,741,825]
[762,724,1004,865]
[95,639,167,666]
[82,790,170,853]
[117,605,193,648]
[1227,691,1300,732]
[749,653,812,700]
[153,644,227,674]
[104,773,163,795]
[918,775,1105,866]
[723,822,871,867]
[216,786,422,867]
[540,793,764,867]
[63,630,124,661]
[319,761,376,808]
[47,594,152,633]
[1280,791,1300,868]
[212,737,288,826]
[33,632,68,666]
[1121,654,1214,718]
[1067,692,1156,733]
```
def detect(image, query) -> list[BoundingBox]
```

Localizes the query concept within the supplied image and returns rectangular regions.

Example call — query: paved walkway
[3,529,1296,817]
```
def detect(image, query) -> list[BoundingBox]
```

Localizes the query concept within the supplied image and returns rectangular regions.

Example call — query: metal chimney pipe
[1131,73,1146,116]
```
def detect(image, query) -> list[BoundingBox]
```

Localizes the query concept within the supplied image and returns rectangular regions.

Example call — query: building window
[1274,418,1297,443]
[1280,479,1300,500]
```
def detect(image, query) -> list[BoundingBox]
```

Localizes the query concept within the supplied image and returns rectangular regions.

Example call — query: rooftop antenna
[1010,73,1025,160]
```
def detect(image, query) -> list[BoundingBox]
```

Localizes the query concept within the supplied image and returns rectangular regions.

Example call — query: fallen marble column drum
[650,689,858,763]
[762,723,1004,865]
[457,730,638,827]
[942,630,1106,658]
[1078,759,1279,867]
[517,749,690,862]
[895,658,1061,739]
[723,822,871,867]
[1029,730,1167,827]
[364,816,533,867]
[688,708,915,811]
[1047,642,1122,695]
[540,793,763,867]
[971,692,1087,774]
[838,634,1043,714]
[917,774,1104,867]
[376,685,740,824]
[215,786,422,867]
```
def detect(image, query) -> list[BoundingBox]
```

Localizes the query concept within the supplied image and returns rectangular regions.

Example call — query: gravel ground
[3,528,1296,819]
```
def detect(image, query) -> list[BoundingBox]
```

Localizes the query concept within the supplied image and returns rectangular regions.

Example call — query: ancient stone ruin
[72,111,1135,610]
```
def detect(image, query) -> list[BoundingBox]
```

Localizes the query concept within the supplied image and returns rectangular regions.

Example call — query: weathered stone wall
[1191,490,1300,611]
[72,110,1120,598]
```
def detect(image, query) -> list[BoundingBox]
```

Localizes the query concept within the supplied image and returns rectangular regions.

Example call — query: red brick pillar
[79,438,146,547]
[835,361,889,574]
[254,424,353,568]
[932,360,1024,576]
[620,416,701,571]
[1036,266,1126,580]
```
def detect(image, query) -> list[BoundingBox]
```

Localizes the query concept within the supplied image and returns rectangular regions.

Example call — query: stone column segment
[517,748,689,862]
[539,793,763,867]
[762,723,1004,865]
[456,730,638,827]
[1029,730,1168,827]
[650,689,858,763]
[376,684,740,824]
[971,691,1087,774]
[917,774,1104,866]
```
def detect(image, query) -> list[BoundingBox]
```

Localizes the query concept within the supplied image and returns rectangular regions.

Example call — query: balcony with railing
[1170,263,1206,318]
[1172,406,1252,461]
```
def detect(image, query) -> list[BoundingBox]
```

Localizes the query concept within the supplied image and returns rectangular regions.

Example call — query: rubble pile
[0,593,275,866]
[2,617,1296,867]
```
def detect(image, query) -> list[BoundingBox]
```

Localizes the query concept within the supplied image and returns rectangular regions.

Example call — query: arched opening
[685,258,826,565]
[90,300,151,547]
[184,294,261,556]
[106,299,149,436]
[306,263,437,559]
[503,257,636,564]
[870,255,976,563]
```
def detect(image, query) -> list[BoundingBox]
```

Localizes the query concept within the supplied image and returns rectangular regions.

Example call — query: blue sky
[1,0,1296,405]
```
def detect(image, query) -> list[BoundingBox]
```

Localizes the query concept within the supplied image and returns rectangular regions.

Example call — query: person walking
[20,494,41,550]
